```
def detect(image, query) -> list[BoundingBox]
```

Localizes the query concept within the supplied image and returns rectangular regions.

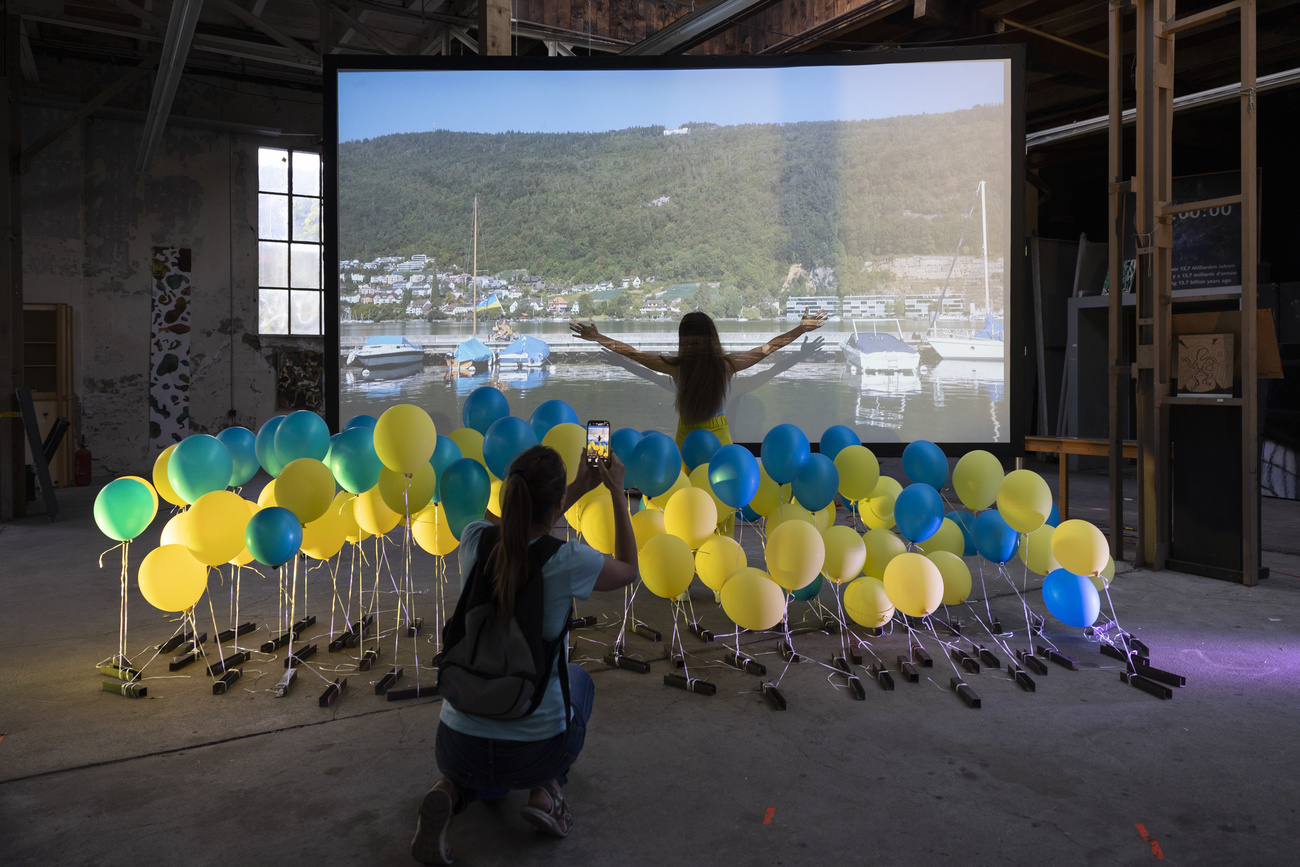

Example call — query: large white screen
[331,54,1018,447]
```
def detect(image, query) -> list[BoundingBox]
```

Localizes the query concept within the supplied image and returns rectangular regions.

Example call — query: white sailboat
[924,180,1006,362]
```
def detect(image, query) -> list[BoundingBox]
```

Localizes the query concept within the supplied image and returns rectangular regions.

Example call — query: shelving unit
[22,303,74,487]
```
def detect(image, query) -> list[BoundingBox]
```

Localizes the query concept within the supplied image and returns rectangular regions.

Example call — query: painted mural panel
[150,247,192,452]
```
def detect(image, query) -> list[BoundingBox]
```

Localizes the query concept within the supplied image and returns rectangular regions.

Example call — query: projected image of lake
[339,319,1006,444]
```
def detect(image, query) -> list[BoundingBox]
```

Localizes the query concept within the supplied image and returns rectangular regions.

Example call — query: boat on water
[925,315,1005,361]
[345,336,425,378]
[448,334,494,374]
[840,320,921,372]
[497,334,551,369]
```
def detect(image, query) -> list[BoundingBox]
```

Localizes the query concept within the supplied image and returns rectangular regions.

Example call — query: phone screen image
[586,421,610,465]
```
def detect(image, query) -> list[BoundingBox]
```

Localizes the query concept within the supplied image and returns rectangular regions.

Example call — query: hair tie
[510,467,531,483]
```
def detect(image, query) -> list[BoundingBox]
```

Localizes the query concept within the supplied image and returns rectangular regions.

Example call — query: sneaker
[411,780,456,864]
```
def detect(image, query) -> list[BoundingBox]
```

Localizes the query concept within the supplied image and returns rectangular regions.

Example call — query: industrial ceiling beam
[621,0,777,55]
[326,1,401,54]
[136,0,204,175]
[209,0,320,64]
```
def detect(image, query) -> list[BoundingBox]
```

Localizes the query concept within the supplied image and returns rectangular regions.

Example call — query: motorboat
[346,335,424,374]
[451,335,495,368]
[840,320,921,372]
[497,334,551,369]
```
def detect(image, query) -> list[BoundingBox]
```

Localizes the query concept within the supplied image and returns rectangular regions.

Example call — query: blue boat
[497,334,551,369]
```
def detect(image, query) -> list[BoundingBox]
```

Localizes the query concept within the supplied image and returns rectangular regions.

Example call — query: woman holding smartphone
[570,310,828,446]
[412,443,637,865]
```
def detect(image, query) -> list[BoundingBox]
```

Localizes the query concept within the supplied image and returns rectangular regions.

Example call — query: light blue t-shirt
[439,520,604,741]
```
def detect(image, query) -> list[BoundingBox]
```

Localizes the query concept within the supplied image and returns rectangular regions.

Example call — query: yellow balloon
[952,449,1004,511]
[373,404,437,474]
[152,445,187,507]
[276,458,336,524]
[695,535,747,592]
[1090,557,1116,592]
[183,489,251,566]
[843,576,894,628]
[229,500,257,565]
[766,519,825,592]
[565,484,607,530]
[412,502,459,556]
[766,502,815,532]
[749,465,783,517]
[337,492,369,544]
[720,567,786,631]
[648,470,691,511]
[378,463,436,516]
[160,510,188,547]
[1051,518,1109,576]
[257,478,279,508]
[542,422,587,485]
[1018,524,1060,575]
[862,528,907,580]
[302,491,348,560]
[821,524,867,583]
[640,533,696,599]
[916,517,966,557]
[882,552,944,618]
[663,487,718,550]
[486,477,504,517]
[927,550,972,605]
[138,544,208,612]
[996,469,1053,534]
[812,502,836,532]
[448,427,486,468]
[834,445,880,502]
[631,508,666,551]
[859,476,902,530]
[354,485,401,536]
[688,464,732,524]
[579,489,621,555]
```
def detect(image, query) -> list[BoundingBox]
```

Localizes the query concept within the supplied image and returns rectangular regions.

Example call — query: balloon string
[669,601,688,680]
[206,570,225,673]
[98,541,125,570]
[118,542,129,665]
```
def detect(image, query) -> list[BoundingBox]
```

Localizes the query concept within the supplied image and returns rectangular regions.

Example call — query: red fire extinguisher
[74,437,92,486]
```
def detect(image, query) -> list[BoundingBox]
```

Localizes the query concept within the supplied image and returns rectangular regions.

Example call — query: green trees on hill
[337,106,1007,288]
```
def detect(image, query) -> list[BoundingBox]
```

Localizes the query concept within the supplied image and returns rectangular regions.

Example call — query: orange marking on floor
[1135,824,1164,859]
[763,808,775,825]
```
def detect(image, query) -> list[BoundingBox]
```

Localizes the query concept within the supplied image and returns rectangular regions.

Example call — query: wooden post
[478,0,511,56]
[1106,0,1127,562]
[1240,0,1259,584]
[0,20,24,519]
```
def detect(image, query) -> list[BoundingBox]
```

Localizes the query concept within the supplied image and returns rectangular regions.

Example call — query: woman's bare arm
[727,311,830,372]
[570,319,676,375]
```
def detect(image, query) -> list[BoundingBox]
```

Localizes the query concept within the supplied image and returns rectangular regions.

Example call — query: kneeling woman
[412,444,638,865]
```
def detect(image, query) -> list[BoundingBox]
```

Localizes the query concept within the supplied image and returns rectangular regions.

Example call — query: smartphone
[586,420,610,467]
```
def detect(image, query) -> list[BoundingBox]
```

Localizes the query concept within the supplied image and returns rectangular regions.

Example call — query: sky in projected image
[335,58,1014,447]
[337,62,1005,140]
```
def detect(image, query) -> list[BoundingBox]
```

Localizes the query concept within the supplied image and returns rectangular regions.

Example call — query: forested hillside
[337,104,1007,291]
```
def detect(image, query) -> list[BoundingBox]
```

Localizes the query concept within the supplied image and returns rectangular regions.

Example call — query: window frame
[257,146,324,336]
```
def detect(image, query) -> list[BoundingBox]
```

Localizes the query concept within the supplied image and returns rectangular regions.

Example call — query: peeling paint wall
[22,59,324,478]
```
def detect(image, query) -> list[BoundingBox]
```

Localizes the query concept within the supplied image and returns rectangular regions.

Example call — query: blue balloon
[740,504,762,523]
[902,440,949,490]
[1043,568,1101,628]
[761,424,811,485]
[529,399,580,440]
[328,426,383,494]
[274,409,330,466]
[254,416,286,478]
[681,428,723,472]
[168,435,233,504]
[895,483,945,543]
[628,432,681,498]
[343,414,377,432]
[245,506,302,567]
[946,510,977,556]
[463,386,510,435]
[216,426,259,488]
[973,509,1019,564]
[482,416,539,479]
[791,453,839,512]
[1046,503,1061,528]
[437,458,491,538]
[611,428,643,465]
[428,435,464,503]
[790,573,825,602]
[708,444,760,509]
[819,425,860,462]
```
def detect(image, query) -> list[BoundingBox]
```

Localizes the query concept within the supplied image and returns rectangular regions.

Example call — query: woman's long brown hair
[486,445,567,620]
[670,312,732,425]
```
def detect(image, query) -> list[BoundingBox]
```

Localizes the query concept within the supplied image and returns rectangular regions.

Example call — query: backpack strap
[527,535,571,733]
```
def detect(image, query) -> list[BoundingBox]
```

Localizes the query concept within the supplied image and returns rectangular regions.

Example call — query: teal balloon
[681,428,722,472]
[761,424,810,484]
[429,435,464,503]
[437,458,491,539]
[973,509,1019,564]
[482,416,539,479]
[274,409,329,466]
[895,483,944,543]
[903,440,949,490]
[328,426,383,494]
[790,573,825,602]
[255,417,286,478]
[628,432,680,498]
[791,452,838,512]
[93,477,155,541]
[611,428,643,465]
[463,386,510,435]
[245,506,302,568]
[529,400,579,440]
[216,426,259,487]
[708,444,760,509]
[819,425,860,461]
[167,435,233,504]
[343,414,377,432]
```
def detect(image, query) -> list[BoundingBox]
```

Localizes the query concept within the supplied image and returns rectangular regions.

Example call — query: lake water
[339,319,1008,446]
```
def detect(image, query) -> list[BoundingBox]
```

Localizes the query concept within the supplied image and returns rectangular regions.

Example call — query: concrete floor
[2,461,1299,866]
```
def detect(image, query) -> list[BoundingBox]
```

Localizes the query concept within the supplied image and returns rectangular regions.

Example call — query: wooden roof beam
[208,0,320,64]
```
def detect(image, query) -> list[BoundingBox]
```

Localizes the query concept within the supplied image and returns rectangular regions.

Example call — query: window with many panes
[258,147,323,335]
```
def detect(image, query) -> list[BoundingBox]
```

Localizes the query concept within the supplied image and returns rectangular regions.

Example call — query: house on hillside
[548,296,569,315]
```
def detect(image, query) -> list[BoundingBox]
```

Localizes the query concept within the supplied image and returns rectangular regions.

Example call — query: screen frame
[324,46,1026,459]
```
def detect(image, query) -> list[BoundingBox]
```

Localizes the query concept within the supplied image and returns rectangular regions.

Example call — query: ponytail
[485,445,567,620]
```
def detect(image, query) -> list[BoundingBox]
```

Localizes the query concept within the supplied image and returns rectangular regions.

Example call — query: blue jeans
[434,664,594,807]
